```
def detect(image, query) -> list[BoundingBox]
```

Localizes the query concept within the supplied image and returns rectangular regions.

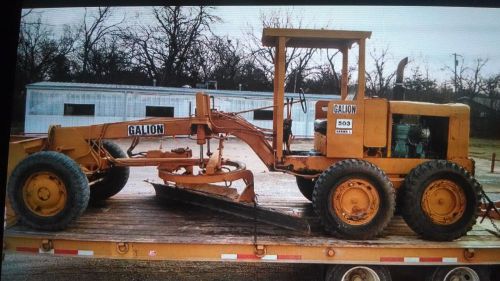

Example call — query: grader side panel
[326,99,364,158]
[363,99,388,148]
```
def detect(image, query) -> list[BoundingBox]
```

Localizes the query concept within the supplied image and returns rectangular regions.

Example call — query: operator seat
[314,87,357,135]
[314,119,327,135]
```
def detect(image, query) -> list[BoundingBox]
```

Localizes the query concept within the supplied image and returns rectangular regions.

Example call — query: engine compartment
[391,114,449,159]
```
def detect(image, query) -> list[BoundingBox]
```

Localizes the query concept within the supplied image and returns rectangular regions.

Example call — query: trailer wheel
[312,159,395,239]
[401,160,480,241]
[296,176,315,201]
[427,266,490,281]
[325,265,392,281]
[7,151,90,230]
[90,140,130,201]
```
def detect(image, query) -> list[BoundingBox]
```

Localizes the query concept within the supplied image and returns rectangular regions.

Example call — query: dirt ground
[2,138,499,281]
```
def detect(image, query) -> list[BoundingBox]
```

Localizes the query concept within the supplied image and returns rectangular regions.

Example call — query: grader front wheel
[7,151,90,230]
[401,160,480,241]
[22,171,67,217]
[312,159,395,240]
[332,178,380,225]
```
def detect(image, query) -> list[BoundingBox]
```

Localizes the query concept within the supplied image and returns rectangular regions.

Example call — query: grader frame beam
[46,95,276,172]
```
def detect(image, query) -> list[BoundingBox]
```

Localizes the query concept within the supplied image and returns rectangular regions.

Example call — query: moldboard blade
[152,183,312,235]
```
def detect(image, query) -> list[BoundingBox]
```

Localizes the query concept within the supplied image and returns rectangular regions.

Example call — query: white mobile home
[25,82,339,137]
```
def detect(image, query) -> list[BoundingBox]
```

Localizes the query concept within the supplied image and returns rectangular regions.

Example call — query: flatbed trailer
[4,192,500,280]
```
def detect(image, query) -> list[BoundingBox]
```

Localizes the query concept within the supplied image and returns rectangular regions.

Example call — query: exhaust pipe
[392,57,408,100]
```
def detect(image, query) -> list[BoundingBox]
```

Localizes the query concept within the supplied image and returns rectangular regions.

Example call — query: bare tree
[121,25,158,81]
[245,9,318,92]
[325,49,340,86]
[463,58,488,98]
[444,57,488,99]
[17,15,74,84]
[401,64,445,102]
[201,36,244,88]
[14,12,75,124]
[75,7,124,79]
[87,35,131,83]
[122,6,220,86]
[405,65,437,93]
[20,9,35,23]
[480,73,500,109]
[365,47,396,98]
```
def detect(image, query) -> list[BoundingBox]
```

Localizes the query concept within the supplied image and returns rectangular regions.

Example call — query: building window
[253,109,273,120]
[146,106,174,117]
[64,104,95,116]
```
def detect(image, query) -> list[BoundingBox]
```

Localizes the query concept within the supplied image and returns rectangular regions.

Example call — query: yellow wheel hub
[332,179,380,225]
[421,179,466,225]
[22,172,67,217]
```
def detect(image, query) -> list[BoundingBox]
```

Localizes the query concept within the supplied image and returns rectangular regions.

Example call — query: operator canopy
[262,28,371,49]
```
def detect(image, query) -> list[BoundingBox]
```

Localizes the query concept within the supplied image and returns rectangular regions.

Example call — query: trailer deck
[4,193,500,265]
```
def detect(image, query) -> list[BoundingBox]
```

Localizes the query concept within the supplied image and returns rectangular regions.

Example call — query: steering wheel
[299,88,307,113]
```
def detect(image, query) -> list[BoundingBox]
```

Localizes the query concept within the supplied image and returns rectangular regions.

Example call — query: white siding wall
[25,86,321,136]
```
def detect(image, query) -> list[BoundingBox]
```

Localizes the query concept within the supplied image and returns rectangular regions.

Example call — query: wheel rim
[421,179,466,225]
[332,179,380,225]
[22,171,67,217]
[443,267,480,281]
[341,266,381,281]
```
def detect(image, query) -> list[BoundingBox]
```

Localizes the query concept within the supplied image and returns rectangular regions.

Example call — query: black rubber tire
[7,151,90,230]
[90,140,130,201]
[312,159,395,240]
[325,265,392,281]
[400,160,481,241]
[427,266,490,281]
[296,176,315,201]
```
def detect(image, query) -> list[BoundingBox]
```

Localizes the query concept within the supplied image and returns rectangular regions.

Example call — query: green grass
[470,138,500,160]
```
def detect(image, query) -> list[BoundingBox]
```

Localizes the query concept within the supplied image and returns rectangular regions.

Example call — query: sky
[25,6,500,83]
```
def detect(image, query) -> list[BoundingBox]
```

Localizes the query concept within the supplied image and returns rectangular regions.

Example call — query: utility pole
[452,53,462,93]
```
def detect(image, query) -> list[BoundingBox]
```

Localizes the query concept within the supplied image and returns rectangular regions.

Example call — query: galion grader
[7,28,487,241]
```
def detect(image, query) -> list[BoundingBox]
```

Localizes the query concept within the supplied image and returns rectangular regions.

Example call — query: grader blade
[152,183,312,234]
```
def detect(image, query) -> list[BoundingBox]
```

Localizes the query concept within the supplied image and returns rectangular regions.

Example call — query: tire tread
[7,151,89,230]
[312,159,395,239]
[401,160,481,241]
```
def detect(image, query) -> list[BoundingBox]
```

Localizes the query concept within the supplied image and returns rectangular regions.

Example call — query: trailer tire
[401,160,480,241]
[427,266,490,281]
[90,141,129,201]
[296,176,315,201]
[325,265,392,281]
[312,159,395,239]
[7,151,89,230]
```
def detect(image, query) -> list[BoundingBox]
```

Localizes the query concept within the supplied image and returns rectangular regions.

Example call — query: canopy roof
[262,28,371,49]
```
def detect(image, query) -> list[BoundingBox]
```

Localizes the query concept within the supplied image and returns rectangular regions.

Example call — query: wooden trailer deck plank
[5,194,499,248]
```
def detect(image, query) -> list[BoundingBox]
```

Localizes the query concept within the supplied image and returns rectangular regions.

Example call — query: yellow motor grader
[7,28,482,241]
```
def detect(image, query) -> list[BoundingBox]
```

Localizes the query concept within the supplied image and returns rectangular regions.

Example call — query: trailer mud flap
[152,183,312,235]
